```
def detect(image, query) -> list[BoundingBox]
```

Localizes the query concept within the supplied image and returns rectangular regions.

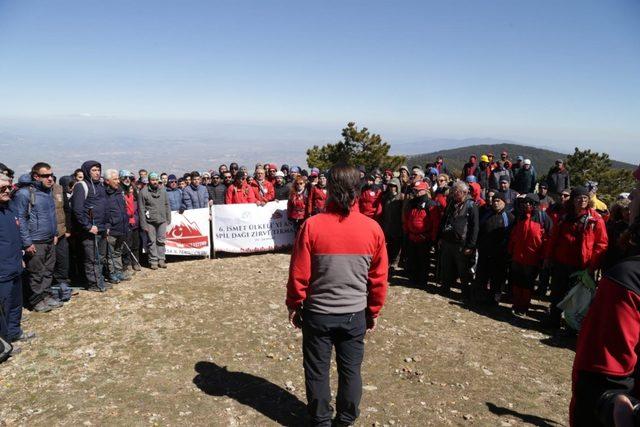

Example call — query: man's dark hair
[73,168,83,178]
[326,164,361,217]
[138,169,147,175]
[0,162,14,179]
[31,162,52,178]
[190,171,200,179]
[160,172,168,178]
[229,162,239,170]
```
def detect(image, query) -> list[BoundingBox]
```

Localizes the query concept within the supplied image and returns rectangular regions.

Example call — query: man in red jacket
[225,172,258,205]
[250,168,274,204]
[358,175,383,220]
[286,164,388,427]
[570,222,640,426]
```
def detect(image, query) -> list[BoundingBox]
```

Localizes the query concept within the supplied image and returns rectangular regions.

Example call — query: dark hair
[74,168,83,177]
[190,171,200,179]
[326,164,361,217]
[31,162,52,178]
[138,169,147,174]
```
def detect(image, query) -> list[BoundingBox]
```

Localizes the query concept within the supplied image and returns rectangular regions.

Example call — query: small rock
[463,414,473,420]
[363,385,378,391]
[266,353,275,359]
[404,357,413,363]
[482,367,493,376]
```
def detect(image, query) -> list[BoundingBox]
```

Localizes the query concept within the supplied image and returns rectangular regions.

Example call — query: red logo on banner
[166,217,209,249]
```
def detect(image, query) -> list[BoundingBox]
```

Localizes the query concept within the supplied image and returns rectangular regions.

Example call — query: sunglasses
[38,173,53,178]
[561,194,570,198]
[0,185,12,192]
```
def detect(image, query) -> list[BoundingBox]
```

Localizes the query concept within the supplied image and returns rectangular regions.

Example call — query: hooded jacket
[546,166,570,194]
[182,183,209,210]
[513,167,536,194]
[477,207,513,258]
[11,176,58,246]
[381,179,403,240]
[250,179,275,203]
[306,185,327,216]
[70,160,107,233]
[358,184,383,220]
[288,189,307,220]
[138,184,172,227]
[508,208,552,267]
[403,195,441,243]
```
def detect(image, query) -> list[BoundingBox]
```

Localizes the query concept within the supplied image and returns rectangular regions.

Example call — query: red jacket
[358,187,383,220]
[508,213,549,266]
[306,185,327,217]
[287,191,307,220]
[225,183,258,204]
[571,258,640,426]
[403,197,441,243]
[286,204,388,317]
[250,180,275,203]
[547,209,608,270]
[123,192,138,227]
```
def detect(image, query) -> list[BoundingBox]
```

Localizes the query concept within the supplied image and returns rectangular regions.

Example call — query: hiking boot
[132,264,142,271]
[45,297,63,309]
[11,331,36,342]
[32,301,52,313]
[85,285,106,293]
[118,271,133,281]
[158,260,167,269]
[149,263,159,270]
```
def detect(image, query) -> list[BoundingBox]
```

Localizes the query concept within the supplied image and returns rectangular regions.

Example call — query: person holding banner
[250,168,274,204]
[286,164,388,427]
[225,171,258,205]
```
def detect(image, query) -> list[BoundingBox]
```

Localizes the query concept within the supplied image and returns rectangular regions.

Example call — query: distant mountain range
[404,141,635,176]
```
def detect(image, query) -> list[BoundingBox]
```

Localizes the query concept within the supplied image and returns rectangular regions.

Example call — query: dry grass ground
[0,253,573,426]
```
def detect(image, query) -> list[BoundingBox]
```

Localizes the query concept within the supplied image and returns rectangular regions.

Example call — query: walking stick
[122,240,142,269]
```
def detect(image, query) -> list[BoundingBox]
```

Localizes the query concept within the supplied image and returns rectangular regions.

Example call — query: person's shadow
[193,361,307,426]
[486,402,561,426]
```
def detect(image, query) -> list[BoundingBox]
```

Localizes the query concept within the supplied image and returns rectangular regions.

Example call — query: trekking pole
[89,208,105,291]
[105,236,118,280]
[122,240,142,269]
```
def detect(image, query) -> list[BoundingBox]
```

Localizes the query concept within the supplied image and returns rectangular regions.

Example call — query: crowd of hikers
[1,152,640,402]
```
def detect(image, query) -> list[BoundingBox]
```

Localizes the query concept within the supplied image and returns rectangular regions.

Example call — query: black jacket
[439,198,479,249]
[70,160,107,233]
[105,186,129,237]
[477,208,514,257]
[274,182,291,201]
[206,184,226,205]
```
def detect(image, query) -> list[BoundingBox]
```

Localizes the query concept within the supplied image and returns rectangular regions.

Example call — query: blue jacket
[166,187,184,211]
[0,203,23,281]
[182,184,209,210]
[10,180,58,246]
[70,160,108,233]
[105,186,129,237]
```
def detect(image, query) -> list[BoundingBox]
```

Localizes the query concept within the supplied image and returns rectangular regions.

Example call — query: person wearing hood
[103,169,131,284]
[381,178,404,272]
[1,169,35,346]
[70,160,108,292]
[138,172,171,270]
[11,162,61,312]
[182,171,209,210]
[273,171,291,201]
[359,175,383,221]
[466,176,485,208]
[404,181,441,286]
[544,186,608,329]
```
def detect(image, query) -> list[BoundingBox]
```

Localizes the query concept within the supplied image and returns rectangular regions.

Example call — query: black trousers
[405,240,430,285]
[386,236,402,269]
[439,240,474,291]
[473,252,508,299]
[23,242,56,306]
[81,234,106,287]
[54,235,70,284]
[302,310,366,427]
[548,263,580,327]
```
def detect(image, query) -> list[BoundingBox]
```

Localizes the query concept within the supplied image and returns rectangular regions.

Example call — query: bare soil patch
[0,253,572,426]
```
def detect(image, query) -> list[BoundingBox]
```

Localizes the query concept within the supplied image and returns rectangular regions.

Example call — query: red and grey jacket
[286,203,389,318]
[358,186,383,220]
[546,208,608,270]
[306,185,327,217]
[287,191,307,220]
[571,256,640,426]
[403,196,441,243]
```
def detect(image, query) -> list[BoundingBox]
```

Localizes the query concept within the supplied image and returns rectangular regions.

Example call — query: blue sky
[0,0,639,157]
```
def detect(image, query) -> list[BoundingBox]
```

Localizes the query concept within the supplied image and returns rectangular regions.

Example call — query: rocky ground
[0,253,573,426]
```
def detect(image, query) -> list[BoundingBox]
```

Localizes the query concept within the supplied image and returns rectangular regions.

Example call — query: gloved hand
[178,208,185,215]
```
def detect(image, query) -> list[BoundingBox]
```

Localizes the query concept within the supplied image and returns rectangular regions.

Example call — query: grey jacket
[138,185,171,227]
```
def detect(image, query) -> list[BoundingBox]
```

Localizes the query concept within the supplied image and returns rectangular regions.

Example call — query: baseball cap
[119,169,131,178]
[413,181,428,191]
[148,172,159,180]
[167,174,177,181]
[523,159,532,165]
[275,171,285,178]
[480,155,490,163]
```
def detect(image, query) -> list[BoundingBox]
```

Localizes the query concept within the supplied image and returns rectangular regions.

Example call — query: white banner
[165,208,211,256]
[212,200,295,253]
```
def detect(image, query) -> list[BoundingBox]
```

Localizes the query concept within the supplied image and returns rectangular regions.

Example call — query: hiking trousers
[302,310,366,427]
[0,276,23,340]
[24,241,56,306]
[145,222,167,265]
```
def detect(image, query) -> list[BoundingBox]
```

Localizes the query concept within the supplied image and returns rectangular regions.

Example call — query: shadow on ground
[193,361,307,426]
[486,402,562,426]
